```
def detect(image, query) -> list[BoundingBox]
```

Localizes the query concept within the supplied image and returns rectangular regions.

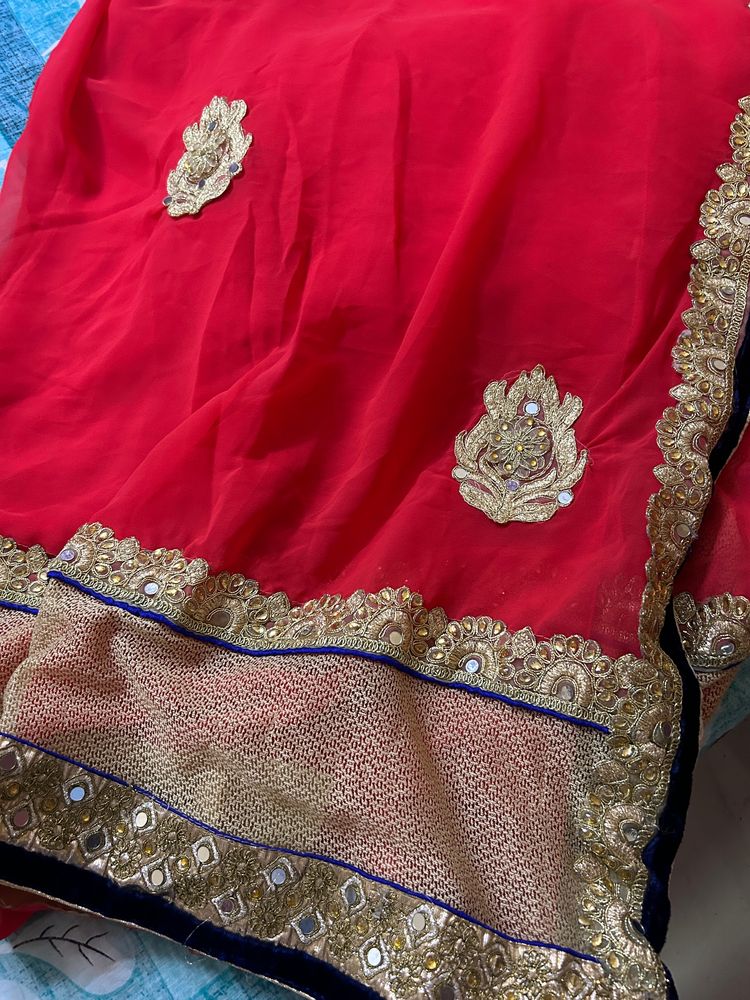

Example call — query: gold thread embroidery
[0,736,611,1000]
[44,523,657,731]
[674,592,750,670]
[0,537,49,610]
[12,102,750,984]
[163,97,253,218]
[574,96,750,999]
[6,523,676,994]
[0,521,692,994]
[452,366,587,524]
[2,524,675,996]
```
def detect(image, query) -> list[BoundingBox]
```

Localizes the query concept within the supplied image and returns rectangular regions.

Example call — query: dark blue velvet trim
[637,291,750,1000]
[709,312,750,477]
[0,599,38,615]
[639,604,700,955]
[0,728,600,965]
[46,569,610,734]
[0,838,381,1000]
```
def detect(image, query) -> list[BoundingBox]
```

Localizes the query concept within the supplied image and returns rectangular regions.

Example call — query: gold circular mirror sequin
[452,365,588,524]
[673,591,750,671]
[163,97,253,218]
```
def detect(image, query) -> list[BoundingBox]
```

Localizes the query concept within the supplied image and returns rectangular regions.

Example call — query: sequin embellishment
[674,592,750,671]
[0,536,49,610]
[163,97,253,218]
[0,736,611,999]
[452,366,587,524]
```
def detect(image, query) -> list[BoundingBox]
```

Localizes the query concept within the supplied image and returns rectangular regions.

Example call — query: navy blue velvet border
[0,728,598,965]
[638,603,701,962]
[709,312,750,477]
[46,569,610,734]
[0,837,380,1000]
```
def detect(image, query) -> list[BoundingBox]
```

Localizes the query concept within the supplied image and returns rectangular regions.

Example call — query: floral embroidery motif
[0,737,611,1000]
[674,592,750,671]
[0,536,49,609]
[163,97,253,218]
[574,653,678,999]
[642,99,750,649]
[452,366,587,524]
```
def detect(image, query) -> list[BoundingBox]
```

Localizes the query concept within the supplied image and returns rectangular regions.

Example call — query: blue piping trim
[47,570,610,735]
[0,728,600,967]
[0,599,39,615]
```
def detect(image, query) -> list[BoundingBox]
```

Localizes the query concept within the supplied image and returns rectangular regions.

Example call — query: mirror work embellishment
[0,736,612,1000]
[674,592,750,671]
[452,366,587,524]
[0,536,48,610]
[43,523,648,730]
[163,97,253,218]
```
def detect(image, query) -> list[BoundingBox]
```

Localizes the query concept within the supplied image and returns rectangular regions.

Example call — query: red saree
[1,1,750,996]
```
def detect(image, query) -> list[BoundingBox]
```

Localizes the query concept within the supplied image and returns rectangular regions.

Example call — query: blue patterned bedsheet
[0,911,291,1000]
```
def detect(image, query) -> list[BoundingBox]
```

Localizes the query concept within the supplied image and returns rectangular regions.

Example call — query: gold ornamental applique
[163,97,253,218]
[452,366,587,524]
[674,592,750,671]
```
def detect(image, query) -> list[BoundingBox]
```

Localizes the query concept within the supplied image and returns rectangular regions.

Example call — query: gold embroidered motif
[452,366,587,524]
[0,537,49,610]
[674,592,750,670]
[163,97,253,218]
[574,654,678,999]
[0,736,611,1000]
[44,524,659,731]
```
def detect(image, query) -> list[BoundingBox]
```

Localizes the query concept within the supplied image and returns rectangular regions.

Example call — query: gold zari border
[574,95,750,1000]
[0,536,48,610]
[0,736,608,1000]
[581,95,750,996]
[44,523,651,731]
[3,526,679,999]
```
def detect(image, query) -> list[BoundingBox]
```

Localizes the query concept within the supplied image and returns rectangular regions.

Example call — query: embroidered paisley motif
[452,366,587,524]
[674,592,750,670]
[163,97,253,218]
[0,536,48,609]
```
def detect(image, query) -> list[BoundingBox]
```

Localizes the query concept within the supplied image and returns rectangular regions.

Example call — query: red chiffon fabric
[676,425,750,602]
[1,0,749,661]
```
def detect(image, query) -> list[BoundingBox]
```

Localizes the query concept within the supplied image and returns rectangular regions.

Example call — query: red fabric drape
[1,0,749,658]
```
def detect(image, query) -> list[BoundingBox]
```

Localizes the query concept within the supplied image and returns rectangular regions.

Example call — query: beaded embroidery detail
[0,736,611,1000]
[674,592,750,671]
[40,523,658,731]
[163,97,253,218]
[452,366,587,524]
[611,96,750,999]
[0,537,48,610]
[1,526,677,996]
